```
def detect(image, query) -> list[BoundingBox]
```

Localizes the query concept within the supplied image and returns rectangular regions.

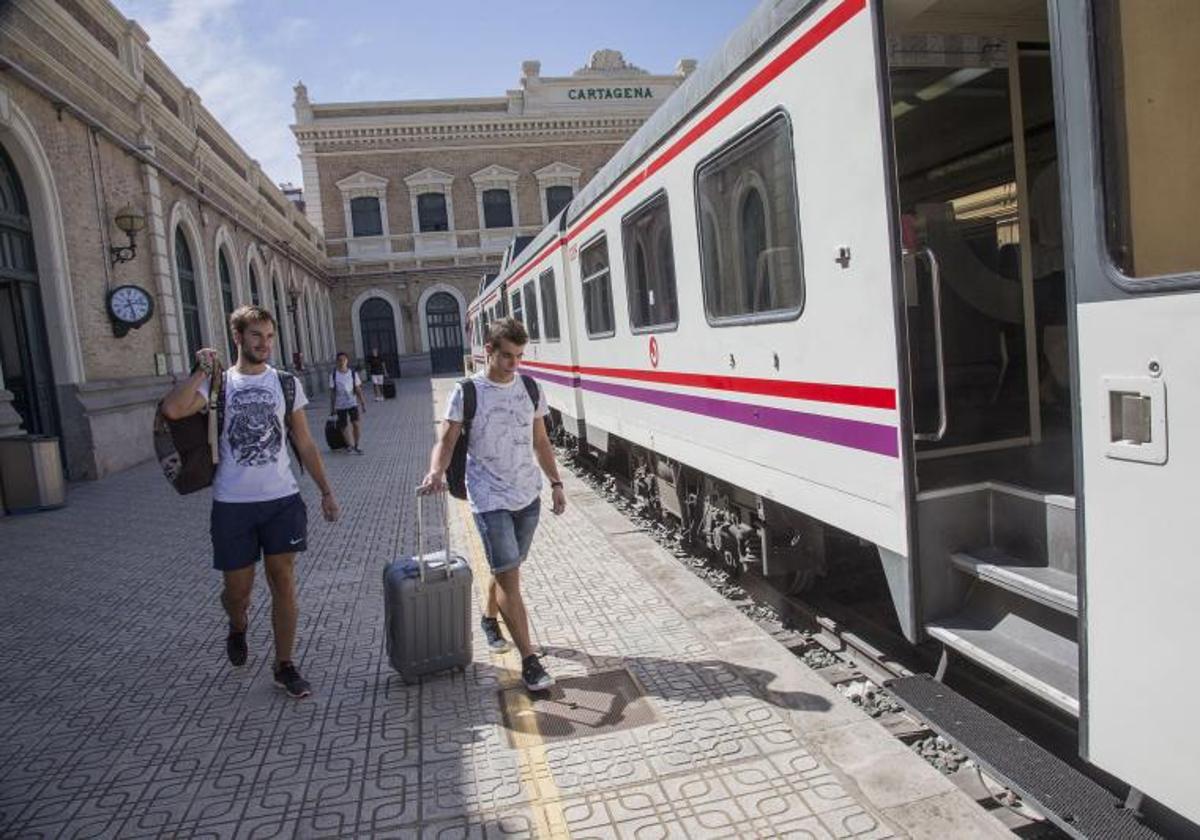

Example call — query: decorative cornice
[295,115,647,150]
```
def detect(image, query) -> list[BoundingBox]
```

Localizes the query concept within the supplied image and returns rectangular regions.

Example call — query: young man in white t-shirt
[330,351,366,454]
[162,305,340,699]
[419,317,566,692]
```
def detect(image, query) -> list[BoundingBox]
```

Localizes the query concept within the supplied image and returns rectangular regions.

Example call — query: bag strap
[460,378,476,429]
[520,373,540,410]
[278,370,306,475]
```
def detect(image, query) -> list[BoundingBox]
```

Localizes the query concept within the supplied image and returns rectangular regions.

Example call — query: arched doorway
[0,142,58,436]
[359,297,400,378]
[426,291,463,374]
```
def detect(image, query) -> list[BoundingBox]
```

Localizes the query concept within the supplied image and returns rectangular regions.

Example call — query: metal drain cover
[499,669,657,747]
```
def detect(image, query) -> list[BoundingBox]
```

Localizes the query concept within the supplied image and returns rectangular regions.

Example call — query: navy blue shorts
[210,493,307,572]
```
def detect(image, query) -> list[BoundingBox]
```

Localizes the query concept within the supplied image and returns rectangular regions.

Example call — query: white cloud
[121,0,302,186]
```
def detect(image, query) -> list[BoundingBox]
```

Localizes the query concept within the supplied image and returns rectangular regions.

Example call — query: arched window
[248,262,260,306]
[175,227,202,359]
[218,249,236,359]
[482,189,513,228]
[740,189,768,311]
[350,196,383,237]
[417,193,448,232]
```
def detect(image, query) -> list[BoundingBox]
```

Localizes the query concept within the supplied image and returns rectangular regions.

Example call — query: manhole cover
[498,669,657,747]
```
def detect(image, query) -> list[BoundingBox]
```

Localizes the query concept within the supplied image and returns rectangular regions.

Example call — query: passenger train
[467,0,1199,828]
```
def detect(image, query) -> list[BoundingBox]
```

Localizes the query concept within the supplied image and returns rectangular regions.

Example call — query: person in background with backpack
[367,347,387,401]
[419,317,565,692]
[161,305,339,699]
[330,351,366,454]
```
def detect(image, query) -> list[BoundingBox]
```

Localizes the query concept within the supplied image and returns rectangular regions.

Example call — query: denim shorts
[472,498,540,574]
[210,493,307,571]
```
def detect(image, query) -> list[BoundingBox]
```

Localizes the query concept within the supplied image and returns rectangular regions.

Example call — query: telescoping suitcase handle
[415,489,452,583]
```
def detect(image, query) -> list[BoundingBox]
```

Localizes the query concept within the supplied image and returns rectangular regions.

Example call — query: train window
[523,281,541,341]
[539,269,561,340]
[695,111,804,322]
[1094,2,1200,279]
[510,288,524,326]
[580,235,616,338]
[622,192,678,331]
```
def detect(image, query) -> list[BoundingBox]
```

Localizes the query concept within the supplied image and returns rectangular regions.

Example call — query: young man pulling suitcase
[161,305,340,698]
[419,317,566,691]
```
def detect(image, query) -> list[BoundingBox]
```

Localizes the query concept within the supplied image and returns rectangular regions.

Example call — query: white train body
[467,0,1200,827]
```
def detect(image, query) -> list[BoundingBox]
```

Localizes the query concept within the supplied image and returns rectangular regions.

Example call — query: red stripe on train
[519,359,895,410]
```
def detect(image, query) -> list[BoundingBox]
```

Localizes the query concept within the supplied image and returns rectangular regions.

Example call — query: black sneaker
[226,627,247,667]
[353,447,365,456]
[521,655,555,692]
[480,616,511,653]
[273,661,312,698]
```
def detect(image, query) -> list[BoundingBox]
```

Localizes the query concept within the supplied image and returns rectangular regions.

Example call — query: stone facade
[293,50,694,375]
[0,0,334,490]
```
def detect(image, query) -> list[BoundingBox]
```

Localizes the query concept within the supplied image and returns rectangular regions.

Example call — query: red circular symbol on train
[649,336,660,368]
[568,244,579,261]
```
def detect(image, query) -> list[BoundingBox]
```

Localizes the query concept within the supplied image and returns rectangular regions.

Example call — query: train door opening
[884,2,1082,718]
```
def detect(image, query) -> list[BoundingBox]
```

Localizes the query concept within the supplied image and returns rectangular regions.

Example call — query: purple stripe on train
[524,368,899,457]
[523,369,581,389]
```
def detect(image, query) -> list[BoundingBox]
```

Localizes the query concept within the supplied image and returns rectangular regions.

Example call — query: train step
[885,674,1165,840]
[952,547,1078,616]
[926,581,1079,716]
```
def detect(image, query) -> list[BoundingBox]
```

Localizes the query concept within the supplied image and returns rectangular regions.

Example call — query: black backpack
[447,374,539,500]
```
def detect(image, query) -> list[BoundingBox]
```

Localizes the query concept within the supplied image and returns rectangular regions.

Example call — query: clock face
[109,285,153,325]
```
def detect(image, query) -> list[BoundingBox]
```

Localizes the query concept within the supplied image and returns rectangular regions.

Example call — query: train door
[1055,1,1200,825]
[883,2,1085,717]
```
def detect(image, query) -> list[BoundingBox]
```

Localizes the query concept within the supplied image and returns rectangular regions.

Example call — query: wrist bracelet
[550,480,563,489]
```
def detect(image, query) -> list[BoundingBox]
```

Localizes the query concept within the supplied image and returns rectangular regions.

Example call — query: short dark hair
[485,317,528,348]
[229,304,275,334]
[336,351,349,360]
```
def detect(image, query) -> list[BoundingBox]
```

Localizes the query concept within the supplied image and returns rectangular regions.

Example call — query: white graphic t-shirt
[445,372,548,514]
[331,369,360,410]
[196,367,309,503]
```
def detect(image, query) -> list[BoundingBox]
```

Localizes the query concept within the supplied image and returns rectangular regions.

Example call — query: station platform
[0,376,1010,838]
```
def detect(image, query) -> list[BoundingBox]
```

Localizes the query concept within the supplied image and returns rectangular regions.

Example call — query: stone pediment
[534,162,582,180]
[335,171,388,191]
[470,165,519,185]
[404,167,454,187]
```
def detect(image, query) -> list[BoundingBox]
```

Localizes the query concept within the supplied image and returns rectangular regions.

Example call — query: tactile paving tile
[498,669,658,748]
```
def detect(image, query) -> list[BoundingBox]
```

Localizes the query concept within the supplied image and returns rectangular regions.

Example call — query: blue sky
[111,0,761,188]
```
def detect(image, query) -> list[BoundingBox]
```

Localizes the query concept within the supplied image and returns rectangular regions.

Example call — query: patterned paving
[0,376,1000,839]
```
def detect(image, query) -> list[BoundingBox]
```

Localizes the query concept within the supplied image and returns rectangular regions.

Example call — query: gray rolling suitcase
[383,491,473,683]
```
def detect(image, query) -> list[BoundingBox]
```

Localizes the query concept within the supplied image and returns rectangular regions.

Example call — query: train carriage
[468,0,1200,829]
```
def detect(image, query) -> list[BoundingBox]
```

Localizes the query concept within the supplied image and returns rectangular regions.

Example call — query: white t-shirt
[445,373,548,514]
[196,366,309,503]
[331,369,361,410]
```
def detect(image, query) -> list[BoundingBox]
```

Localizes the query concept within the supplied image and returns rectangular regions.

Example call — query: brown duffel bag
[153,363,223,495]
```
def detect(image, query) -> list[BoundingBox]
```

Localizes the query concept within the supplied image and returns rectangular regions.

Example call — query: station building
[0,0,334,487]
[291,50,695,377]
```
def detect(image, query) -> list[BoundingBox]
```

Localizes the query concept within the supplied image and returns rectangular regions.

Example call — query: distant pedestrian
[419,317,565,692]
[367,348,387,401]
[330,351,366,454]
[161,305,339,699]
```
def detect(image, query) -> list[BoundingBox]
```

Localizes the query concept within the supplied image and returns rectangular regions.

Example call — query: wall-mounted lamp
[110,205,146,265]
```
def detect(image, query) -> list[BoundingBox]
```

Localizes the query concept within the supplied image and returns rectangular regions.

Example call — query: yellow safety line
[451,497,571,840]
